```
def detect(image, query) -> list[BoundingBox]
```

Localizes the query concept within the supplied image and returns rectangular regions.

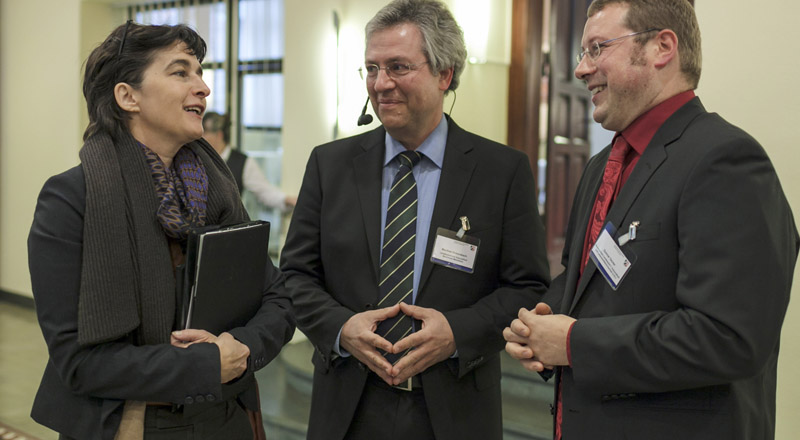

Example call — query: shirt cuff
[566,320,577,367]
[334,327,351,358]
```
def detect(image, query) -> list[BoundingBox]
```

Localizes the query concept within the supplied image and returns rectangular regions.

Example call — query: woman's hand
[171,329,250,383]
[171,329,215,347]
[214,332,250,383]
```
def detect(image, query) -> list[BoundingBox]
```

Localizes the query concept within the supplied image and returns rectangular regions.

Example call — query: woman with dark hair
[27,21,295,440]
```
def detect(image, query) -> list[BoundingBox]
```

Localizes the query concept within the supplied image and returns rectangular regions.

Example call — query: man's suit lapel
[563,160,604,314]
[567,98,706,314]
[417,119,476,301]
[353,127,387,279]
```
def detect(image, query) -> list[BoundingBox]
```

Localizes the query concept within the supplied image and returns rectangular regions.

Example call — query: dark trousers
[60,400,252,440]
[144,400,252,439]
[344,374,436,440]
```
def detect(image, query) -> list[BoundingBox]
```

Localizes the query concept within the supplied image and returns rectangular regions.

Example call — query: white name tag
[590,225,633,290]
[430,227,479,273]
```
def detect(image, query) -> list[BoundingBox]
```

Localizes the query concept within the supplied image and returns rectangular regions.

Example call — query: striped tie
[376,150,421,364]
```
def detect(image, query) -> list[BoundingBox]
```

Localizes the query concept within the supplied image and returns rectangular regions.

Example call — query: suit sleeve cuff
[566,320,577,367]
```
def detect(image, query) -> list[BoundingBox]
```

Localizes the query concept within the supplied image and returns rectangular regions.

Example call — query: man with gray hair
[281,0,550,439]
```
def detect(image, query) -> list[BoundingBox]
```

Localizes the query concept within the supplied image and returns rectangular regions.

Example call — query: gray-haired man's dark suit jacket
[281,116,551,440]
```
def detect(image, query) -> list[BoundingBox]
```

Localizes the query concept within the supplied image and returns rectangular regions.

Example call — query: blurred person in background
[203,111,297,212]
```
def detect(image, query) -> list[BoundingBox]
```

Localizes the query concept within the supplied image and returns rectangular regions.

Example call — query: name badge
[430,224,479,273]
[590,223,635,290]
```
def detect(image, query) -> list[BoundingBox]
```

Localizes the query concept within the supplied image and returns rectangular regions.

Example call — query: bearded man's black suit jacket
[549,97,798,440]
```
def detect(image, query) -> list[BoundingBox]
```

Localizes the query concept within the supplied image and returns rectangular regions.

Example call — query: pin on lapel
[457,216,470,239]
[617,221,640,246]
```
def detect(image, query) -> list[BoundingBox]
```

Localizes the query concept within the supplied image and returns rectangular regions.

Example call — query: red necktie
[558,135,632,440]
[581,135,631,271]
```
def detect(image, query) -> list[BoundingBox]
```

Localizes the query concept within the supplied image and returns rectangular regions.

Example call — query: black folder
[178,220,270,335]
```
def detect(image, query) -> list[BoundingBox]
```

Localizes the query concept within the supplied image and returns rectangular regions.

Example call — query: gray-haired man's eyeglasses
[358,61,429,81]
[576,28,662,65]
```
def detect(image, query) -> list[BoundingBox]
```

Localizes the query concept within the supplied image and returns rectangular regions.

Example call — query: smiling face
[365,23,452,149]
[574,3,660,132]
[123,42,209,156]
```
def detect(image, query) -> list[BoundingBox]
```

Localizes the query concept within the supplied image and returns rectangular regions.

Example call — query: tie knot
[398,150,422,169]
[609,135,631,163]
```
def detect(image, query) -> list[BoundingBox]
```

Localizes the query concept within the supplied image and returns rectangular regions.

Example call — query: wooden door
[507,0,545,177]
[543,0,592,276]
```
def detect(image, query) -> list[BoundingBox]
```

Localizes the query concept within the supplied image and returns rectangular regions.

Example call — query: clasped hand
[172,329,250,383]
[503,302,575,372]
[340,302,455,386]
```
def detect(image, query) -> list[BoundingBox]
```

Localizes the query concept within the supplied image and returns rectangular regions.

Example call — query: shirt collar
[219,145,232,161]
[383,115,448,169]
[619,90,696,156]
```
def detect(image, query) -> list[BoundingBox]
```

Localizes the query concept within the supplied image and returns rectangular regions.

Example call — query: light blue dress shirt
[380,116,447,303]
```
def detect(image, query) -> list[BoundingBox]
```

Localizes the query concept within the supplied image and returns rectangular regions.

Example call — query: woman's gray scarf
[77,131,248,346]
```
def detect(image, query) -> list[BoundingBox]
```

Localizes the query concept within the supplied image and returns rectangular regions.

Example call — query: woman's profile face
[127,42,210,149]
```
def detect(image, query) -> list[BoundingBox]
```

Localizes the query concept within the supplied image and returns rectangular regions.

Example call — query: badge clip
[456,216,470,239]
[617,221,640,246]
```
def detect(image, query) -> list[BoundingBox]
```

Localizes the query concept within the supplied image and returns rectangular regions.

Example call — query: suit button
[196,394,205,403]
[206,394,216,402]
[184,396,194,405]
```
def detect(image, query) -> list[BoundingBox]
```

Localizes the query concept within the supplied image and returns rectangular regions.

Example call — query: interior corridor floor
[0,301,55,439]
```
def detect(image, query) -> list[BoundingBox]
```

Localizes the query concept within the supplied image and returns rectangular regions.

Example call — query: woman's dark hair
[82,21,207,141]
